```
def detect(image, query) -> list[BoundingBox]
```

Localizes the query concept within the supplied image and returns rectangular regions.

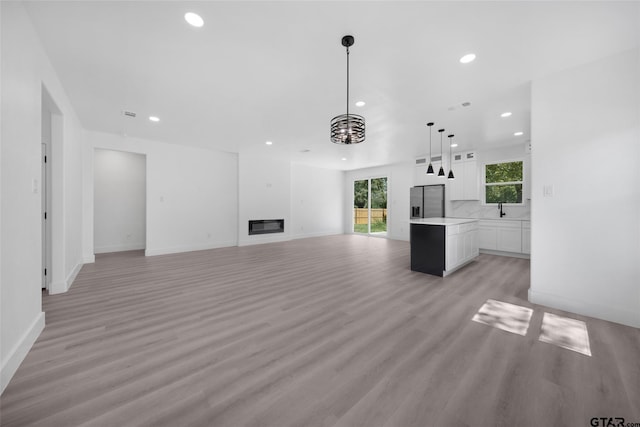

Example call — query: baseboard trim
[145,240,237,257]
[83,254,95,264]
[528,288,640,328]
[66,261,83,290]
[480,249,530,259]
[1,312,45,394]
[94,243,145,254]
[238,234,290,247]
[49,260,83,295]
[292,231,342,240]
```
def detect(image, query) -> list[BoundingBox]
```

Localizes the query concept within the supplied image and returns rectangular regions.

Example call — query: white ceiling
[24,1,640,170]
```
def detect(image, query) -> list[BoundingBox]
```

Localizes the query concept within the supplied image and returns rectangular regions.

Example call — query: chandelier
[330,35,365,145]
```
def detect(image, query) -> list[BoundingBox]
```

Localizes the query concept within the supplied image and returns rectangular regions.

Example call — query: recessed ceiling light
[355,101,366,107]
[451,143,458,148]
[501,112,512,118]
[514,131,524,136]
[184,12,204,28]
[149,116,160,122]
[341,157,347,161]
[460,53,476,64]
[265,141,273,145]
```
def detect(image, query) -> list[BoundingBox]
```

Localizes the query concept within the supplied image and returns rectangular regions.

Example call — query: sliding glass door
[353,177,388,235]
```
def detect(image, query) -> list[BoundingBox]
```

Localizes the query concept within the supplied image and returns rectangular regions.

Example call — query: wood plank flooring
[1,235,639,427]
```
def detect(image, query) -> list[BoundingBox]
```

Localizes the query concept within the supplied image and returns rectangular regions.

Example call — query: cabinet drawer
[478,220,521,229]
[459,222,477,233]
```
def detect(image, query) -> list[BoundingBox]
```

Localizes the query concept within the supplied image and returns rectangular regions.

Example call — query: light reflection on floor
[539,312,592,356]
[471,299,533,336]
[472,300,592,357]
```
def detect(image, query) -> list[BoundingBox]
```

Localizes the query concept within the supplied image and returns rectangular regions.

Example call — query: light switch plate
[543,185,554,197]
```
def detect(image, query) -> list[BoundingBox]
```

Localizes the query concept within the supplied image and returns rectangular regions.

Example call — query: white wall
[344,162,413,241]
[238,152,292,246]
[530,48,640,328]
[291,164,344,239]
[83,131,238,257]
[94,150,146,253]
[1,2,84,392]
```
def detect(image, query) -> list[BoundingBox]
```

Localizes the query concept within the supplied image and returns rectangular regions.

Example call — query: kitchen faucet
[498,202,506,218]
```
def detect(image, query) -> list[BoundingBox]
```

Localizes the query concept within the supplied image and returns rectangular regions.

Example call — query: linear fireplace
[248,219,284,235]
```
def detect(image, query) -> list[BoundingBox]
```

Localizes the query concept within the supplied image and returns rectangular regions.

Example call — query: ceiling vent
[122,110,137,118]
[415,157,427,167]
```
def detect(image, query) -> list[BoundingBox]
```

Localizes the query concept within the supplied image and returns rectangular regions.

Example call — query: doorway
[41,142,50,289]
[353,176,388,236]
[41,87,60,291]
[93,149,147,254]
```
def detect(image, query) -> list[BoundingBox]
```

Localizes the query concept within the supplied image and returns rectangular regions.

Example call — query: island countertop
[409,218,479,226]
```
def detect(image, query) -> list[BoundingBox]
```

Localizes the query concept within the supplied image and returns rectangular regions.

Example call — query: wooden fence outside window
[353,208,387,225]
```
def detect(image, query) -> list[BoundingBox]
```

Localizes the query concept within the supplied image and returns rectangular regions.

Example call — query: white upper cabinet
[463,161,479,200]
[450,151,479,201]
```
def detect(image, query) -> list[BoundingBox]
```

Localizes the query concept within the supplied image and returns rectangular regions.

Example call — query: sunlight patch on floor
[472,299,533,336]
[538,312,592,356]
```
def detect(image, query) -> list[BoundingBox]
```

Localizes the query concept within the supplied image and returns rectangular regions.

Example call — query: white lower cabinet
[478,220,526,254]
[497,227,522,253]
[478,226,498,250]
[522,221,531,254]
[446,222,479,271]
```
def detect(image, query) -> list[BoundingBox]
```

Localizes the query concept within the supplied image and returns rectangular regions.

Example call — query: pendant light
[330,35,365,144]
[426,122,435,175]
[437,129,446,177]
[447,134,455,180]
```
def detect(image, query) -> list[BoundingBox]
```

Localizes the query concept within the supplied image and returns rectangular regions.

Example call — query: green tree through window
[485,161,523,204]
[354,180,368,208]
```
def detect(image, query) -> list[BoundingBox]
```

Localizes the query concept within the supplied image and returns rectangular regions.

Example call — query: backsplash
[450,200,530,220]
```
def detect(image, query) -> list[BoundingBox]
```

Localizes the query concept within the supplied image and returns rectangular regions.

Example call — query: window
[484,160,523,204]
[353,177,388,235]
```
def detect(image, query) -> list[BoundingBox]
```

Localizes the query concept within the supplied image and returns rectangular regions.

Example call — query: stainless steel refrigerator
[410,184,445,219]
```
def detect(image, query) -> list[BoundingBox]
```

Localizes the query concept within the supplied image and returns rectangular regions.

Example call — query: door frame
[41,142,51,290]
[351,175,389,237]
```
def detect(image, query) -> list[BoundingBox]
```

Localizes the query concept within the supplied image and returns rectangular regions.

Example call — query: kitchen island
[410,218,479,277]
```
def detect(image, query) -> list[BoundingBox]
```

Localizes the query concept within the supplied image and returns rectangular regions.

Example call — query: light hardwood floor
[1,235,639,427]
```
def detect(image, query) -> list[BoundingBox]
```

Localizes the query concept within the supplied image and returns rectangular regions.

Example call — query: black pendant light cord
[346,44,350,129]
[428,124,432,158]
